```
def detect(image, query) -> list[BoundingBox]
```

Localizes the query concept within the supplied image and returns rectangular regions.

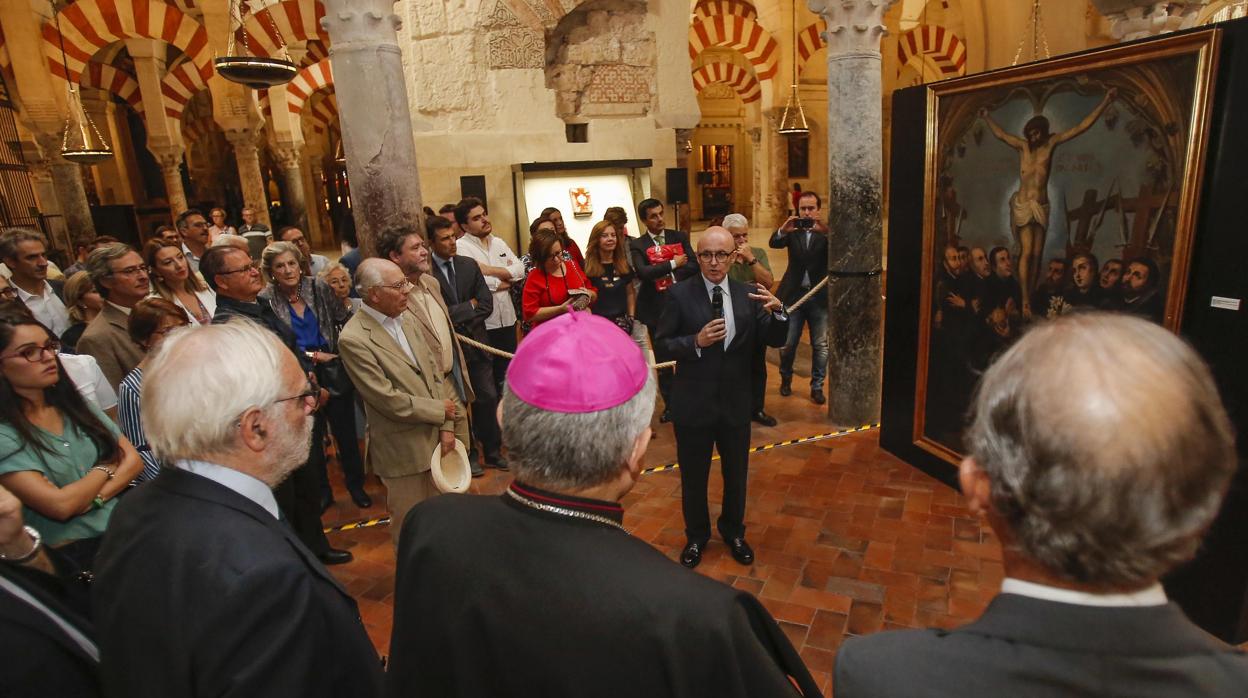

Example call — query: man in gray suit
[835,312,1248,697]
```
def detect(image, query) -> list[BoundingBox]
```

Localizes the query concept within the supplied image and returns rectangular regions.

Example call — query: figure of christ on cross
[979,87,1117,318]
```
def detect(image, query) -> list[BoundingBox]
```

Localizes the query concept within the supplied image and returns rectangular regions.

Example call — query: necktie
[444,261,459,303]
[654,232,665,246]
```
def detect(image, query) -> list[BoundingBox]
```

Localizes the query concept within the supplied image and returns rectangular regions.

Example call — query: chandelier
[53,10,112,164]
[777,0,809,136]
[215,0,298,89]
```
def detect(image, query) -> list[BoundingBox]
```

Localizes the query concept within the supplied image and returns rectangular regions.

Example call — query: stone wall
[545,0,656,120]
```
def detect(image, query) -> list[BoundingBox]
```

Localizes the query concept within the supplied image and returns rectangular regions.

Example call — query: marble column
[321,0,425,257]
[151,146,188,217]
[224,128,271,228]
[34,132,96,239]
[272,143,309,233]
[1090,0,1211,40]
[807,0,897,425]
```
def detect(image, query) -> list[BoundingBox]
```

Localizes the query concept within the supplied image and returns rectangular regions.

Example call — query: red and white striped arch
[896,25,967,78]
[795,21,824,77]
[79,63,143,113]
[160,58,208,118]
[688,14,779,82]
[239,0,328,58]
[285,58,332,116]
[303,92,338,134]
[43,0,211,83]
[692,0,758,22]
[691,62,760,103]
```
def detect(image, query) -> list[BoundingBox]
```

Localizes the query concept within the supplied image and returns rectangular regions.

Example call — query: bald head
[697,227,733,284]
[966,312,1235,588]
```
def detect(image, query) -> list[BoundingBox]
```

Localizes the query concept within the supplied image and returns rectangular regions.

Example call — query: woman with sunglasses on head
[0,308,141,570]
[117,298,190,485]
[144,239,215,326]
[259,242,370,510]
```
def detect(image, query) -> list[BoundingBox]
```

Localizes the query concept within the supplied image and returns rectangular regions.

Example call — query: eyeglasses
[110,264,150,277]
[219,262,261,276]
[275,377,322,411]
[379,279,413,292]
[696,251,732,263]
[0,340,60,362]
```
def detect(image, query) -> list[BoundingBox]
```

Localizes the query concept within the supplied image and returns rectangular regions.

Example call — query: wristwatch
[0,525,41,563]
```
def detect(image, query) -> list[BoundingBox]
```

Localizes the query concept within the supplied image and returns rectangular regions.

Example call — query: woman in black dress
[585,220,644,347]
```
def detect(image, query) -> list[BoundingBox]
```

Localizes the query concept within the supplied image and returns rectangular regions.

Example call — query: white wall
[521,169,638,253]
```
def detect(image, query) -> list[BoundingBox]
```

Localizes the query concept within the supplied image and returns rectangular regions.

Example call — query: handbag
[315,357,353,398]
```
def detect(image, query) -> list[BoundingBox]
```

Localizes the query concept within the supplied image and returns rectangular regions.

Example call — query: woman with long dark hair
[521,229,596,327]
[539,207,586,270]
[0,307,141,568]
[145,239,215,325]
[584,219,637,335]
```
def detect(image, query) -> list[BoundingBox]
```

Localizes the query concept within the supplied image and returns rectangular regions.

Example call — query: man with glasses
[200,245,352,565]
[0,229,69,340]
[339,258,468,546]
[770,190,830,405]
[276,226,330,277]
[175,209,211,273]
[78,243,150,390]
[93,320,383,698]
[657,227,788,570]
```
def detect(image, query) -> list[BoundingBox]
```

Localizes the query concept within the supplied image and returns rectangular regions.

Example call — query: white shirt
[106,301,132,316]
[360,303,418,365]
[1000,578,1168,607]
[16,280,70,337]
[179,459,281,519]
[168,287,217,326]
[456,234,525,330]
[181,243,204,274]
[59,352,118,411]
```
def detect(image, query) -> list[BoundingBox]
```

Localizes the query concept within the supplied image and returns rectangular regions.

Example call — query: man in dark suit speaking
[658,227,788,569]
[835,313,1248,696]
[92,320,383,698]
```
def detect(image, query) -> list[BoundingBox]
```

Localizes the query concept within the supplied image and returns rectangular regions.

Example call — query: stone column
[807,0,897,426]
[1090,0,1211,40]
[151,146,188,217]
[34,132,96,239]
[321,0,425,257]
[272,143,309,233]
[224,128,271,228]
[764,109,788,221]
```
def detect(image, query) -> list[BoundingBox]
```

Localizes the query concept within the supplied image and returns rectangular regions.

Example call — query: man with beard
[1029,257,1068,320]
[966,246,992,315]
[92,320,383,698]
[1064,253,1102,309]
[1098,258,1124,307]
[1107,257,1164,323]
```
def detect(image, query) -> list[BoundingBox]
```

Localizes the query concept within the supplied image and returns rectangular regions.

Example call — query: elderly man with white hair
[91,319,383,698]
[723,212,778,426]
[385,311,820,698]
[834,313,1248,697]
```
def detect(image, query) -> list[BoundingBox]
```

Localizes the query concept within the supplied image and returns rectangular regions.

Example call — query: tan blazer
[404,274,474,405]
[76,302,145,390]
[338,306,469,479]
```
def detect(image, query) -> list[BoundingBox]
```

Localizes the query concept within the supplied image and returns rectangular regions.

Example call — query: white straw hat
[430,439,471,494]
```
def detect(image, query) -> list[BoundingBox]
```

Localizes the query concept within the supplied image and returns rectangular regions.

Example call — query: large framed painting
[912,29,1222,465]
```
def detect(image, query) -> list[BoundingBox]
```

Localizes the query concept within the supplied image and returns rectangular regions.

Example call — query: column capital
[1089,1,1210,41]
[272,143,305,171]
[149,145,185,171]
[805,0,898,55]
[223,127,261,149]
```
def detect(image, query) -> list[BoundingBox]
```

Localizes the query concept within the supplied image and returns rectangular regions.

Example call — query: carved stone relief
[485,0,545,69]
[544,0,655,120]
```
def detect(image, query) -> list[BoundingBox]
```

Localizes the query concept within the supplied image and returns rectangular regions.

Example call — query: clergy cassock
[385,480,822,698]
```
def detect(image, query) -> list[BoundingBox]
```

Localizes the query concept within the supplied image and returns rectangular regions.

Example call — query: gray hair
[501,371,656,490]
[84,242,136,298]
[142,318,290,462]
[722,213,749,230]
[965,312,1236,588]
[354,257,393,294]
[0,228,47,260]
[260,241,303,284]
[211,234,249,250]
[318,262,351,282]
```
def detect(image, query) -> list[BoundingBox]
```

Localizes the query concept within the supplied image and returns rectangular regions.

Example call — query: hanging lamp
[215,0,297,89]
[777,0,809,136]
[53,11,112,164]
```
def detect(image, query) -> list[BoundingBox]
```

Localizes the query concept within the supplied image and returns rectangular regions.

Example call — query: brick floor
[321,365,1004,697]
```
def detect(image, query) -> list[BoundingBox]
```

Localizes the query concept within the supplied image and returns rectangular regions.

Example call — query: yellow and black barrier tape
[323,515,391,534]
[641,423,878,475]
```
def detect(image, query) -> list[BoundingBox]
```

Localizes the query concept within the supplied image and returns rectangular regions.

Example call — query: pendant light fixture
[215,0,298,89]
[777,0,810,136]
[53,10,112,164]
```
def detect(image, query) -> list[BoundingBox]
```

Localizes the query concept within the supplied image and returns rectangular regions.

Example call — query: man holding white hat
[385,312,820,698]
[338,258,468,546]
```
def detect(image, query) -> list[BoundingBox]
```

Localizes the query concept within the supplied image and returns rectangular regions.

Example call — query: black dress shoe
[659,409,672,424]
[727,537,754,566]
[680,541,705,569]
[779,378,792,396]
[486,455,509,471]
[751,410,778,427]
[811,390,826,405]
[349,488,372,509]
[318,548,354,565]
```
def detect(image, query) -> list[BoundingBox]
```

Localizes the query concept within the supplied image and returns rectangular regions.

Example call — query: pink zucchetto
[507,311,649,413]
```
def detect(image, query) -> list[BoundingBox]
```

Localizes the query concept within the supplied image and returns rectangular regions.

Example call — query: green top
[0,403,121,545]
[727,246,772,285]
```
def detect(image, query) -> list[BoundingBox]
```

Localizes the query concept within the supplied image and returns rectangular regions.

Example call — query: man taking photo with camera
[770,191,829,405]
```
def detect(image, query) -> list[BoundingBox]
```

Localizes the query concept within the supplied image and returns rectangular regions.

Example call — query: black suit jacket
[656,276,788,427]
[430,255,492,345]
[769,227,828,305]
[629,229,698,327]
[0,555,99,697]
[835,593,1248,697]
[386,489,821,698]
[92,467,383,698]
